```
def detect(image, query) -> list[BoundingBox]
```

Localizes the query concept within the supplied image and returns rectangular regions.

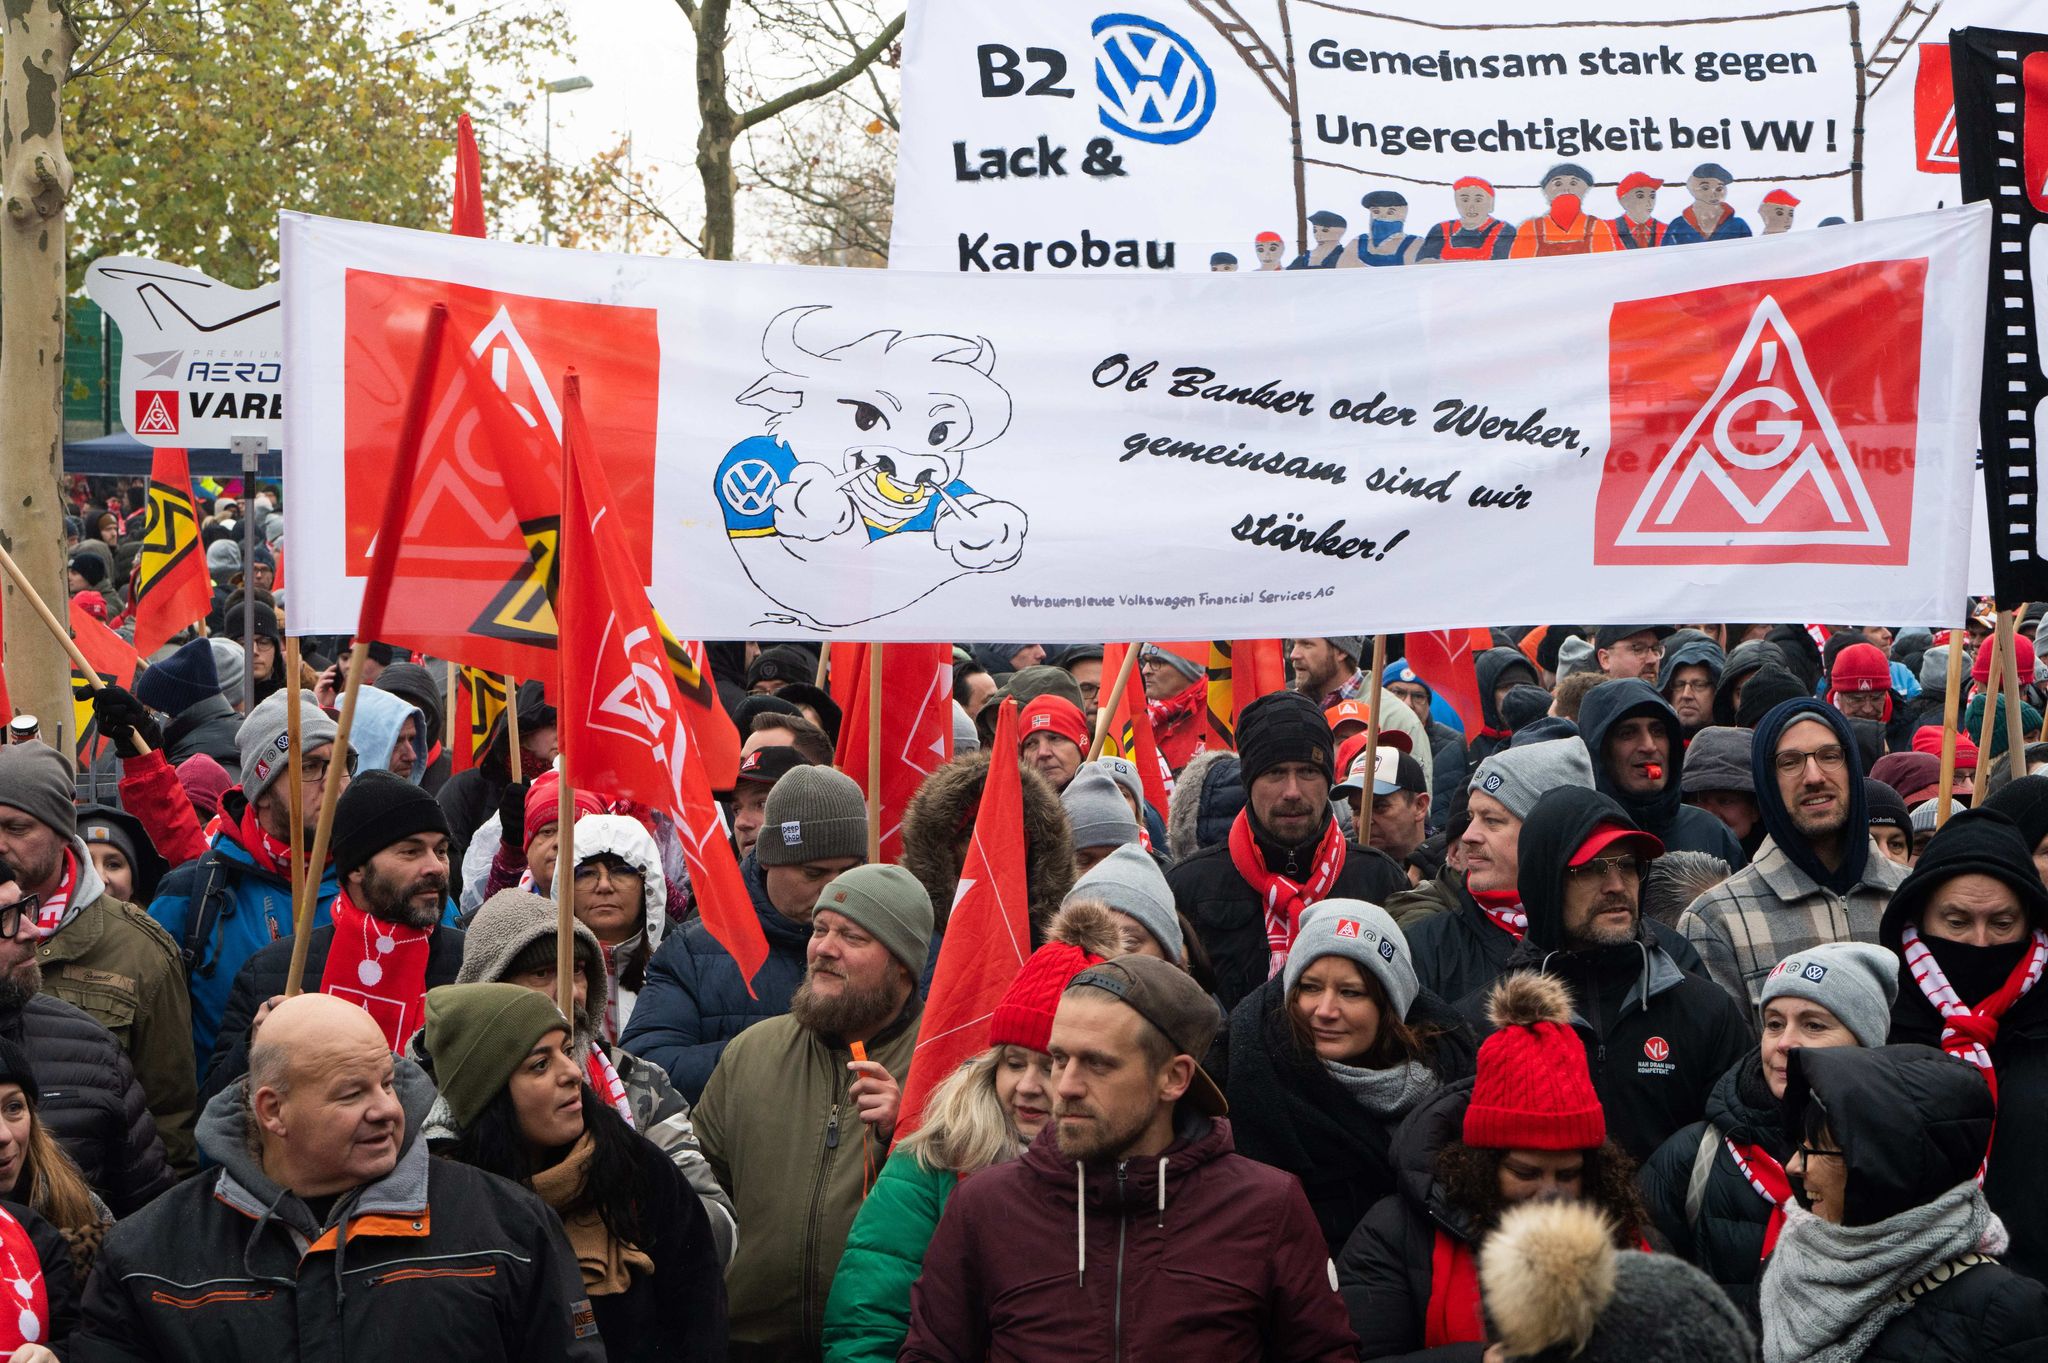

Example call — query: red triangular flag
[1403,628,1493,734]
[451,112,486,238]
[70,597,141,762]
[130,446,213,656]
[559,374,769,990]
[833,642,954,863]
[896,698,1031,1136]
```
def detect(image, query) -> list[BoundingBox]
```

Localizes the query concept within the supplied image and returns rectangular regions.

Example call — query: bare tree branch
[735,10,902,133]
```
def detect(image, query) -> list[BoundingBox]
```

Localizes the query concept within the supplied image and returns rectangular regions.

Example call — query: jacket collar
[1019,1109,1233,1206]
[1752,835,1900,901]
[164,694,238,747]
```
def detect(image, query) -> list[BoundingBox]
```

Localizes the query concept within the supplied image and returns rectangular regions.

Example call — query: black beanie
[1236,691,1335,786]
[0,1037,37,1104]
[1499,683,1554,732]
[332,769,452,881]
[67,552,106,587]
[1734,664,1810,730]
[1880,807,2048,949]
[1865,779,1910,839]
[1982,774,2048,854]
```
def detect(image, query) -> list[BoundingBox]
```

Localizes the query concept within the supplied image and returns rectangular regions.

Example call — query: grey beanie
[815,864,934,976]
[756,764,868,866]
[0,744,77,839]
[1140,645,1204,683]
[1061,769,1140,850]
[1759,941,1900,1048]
[951,701,980,754]
[1679,726,1756,795]
[1469,737,1595,821]
[206,540,241,574]
[1283,899,1418,1019]
[1064,844,1182,964]
[236,688,340,803]
[457,888,607,1043]
[1556,635,1598,680]
[1911,796,1966,833]
[1324,635,1367,665]
[209,637,246,700]
[1920,644,1956,694]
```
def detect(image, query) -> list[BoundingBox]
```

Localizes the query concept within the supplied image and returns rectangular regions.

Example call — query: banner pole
[867,643,884,862]
[1089,643,1143,761]
[444,660,458,756]
[285,640,370,996]
[1937,614,1969,828]
[556,764,577,1022]
[506,675,523,784]
[1362,636,1388,772]
[0,541,148,755]
[2000,607,2029,784]
[1975,607,2004,770]
[555,371,577,1024]
[286,637,304,910]
[814,641,831,689]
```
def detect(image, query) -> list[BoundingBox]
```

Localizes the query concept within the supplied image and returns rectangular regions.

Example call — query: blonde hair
[896,1046,1024,1176]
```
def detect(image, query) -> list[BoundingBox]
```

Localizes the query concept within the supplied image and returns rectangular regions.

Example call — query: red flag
[451,112,486,238]
[130,446,212,656]
[1100,643,1171,815]
[1206,639,1286,747]
[70,597,140,761]
[833,642,955,863]
[896,698,1030,1136]
[1403,628,1493,734]
[558,375,769,990]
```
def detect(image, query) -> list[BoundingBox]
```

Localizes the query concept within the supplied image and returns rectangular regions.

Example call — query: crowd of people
[1,480,2045,1360]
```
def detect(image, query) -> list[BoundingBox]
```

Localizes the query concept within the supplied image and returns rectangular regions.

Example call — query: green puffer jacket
[821,1150,958,1363]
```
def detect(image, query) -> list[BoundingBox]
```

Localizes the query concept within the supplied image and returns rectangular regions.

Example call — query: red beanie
[525,769,604,848]
[1830,642,1891,694]
[988,902,1121,1053]
[1913,725,1978,771]
[1973,634,2037,687]
[1463,975,1606,1151]
[1019,695,1089,751]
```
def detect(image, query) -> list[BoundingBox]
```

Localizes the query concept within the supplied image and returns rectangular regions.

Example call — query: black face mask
[1923,934,2033,1005]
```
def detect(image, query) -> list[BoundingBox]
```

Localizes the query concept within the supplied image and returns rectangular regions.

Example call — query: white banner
[281,206,1986,642]
[888,0,2029,273]
[83,256,285,447]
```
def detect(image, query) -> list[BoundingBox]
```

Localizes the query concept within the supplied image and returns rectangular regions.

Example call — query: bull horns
[936,336,997,376]
[760,304,831,378]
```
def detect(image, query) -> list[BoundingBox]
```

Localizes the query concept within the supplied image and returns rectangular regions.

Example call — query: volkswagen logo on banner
[1091,13,1216,145]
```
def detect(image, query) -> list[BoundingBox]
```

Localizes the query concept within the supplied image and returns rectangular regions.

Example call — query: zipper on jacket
[1114,1161,1130,1362]
[800,1048,843,1350]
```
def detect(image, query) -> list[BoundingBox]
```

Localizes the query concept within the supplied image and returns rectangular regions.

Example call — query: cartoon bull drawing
[715,305,1029,629]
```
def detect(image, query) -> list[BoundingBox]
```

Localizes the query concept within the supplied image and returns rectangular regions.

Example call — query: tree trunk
[2,0,79,748]
[694,0,738,261]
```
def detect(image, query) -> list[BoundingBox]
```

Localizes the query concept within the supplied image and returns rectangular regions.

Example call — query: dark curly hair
[1434,1138,1647,1245]
[441,1080,653,1249]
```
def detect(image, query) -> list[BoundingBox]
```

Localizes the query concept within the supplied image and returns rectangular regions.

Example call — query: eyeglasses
[0,896,39,940]
[300,752,359,784]
[1564,855,1645,885]
[1773,745,1848,776]
[1792,1143,1844,1162]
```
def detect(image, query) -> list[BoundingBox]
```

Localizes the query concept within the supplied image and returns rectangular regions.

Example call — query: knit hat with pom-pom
[988,901,1122,1054]
[1463,973,1606,1150]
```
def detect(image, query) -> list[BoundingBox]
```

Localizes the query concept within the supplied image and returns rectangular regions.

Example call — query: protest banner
[282,203,1987,641]
[888,0,2032,272]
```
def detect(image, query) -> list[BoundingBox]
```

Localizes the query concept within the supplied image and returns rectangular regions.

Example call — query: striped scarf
[1227,811,1346,978]
[1900,924,2048,1105]
[1725,1137,1793,1258]
[585,1046,635,1126]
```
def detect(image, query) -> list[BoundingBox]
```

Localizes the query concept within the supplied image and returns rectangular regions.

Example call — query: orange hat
[1617,171,1662,197]
[1762,188,1801,207]
[1326,702,1413,751]
[1254,230,1283,244]
[1452,175,1495,195]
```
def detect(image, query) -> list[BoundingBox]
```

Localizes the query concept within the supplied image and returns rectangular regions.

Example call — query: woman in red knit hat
[1335,971,1650,1359]
[821,902,1120,1363]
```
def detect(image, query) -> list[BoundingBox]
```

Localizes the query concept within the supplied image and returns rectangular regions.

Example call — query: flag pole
[867,643,884,862]
[1975,607,2004,771]
[1999,606,2029,784]
[1362,636,1388,771]
[814,641,831,689]
[555,383,577,1025]
[443,660,458,757]
[1089,642,1142,761]
[287,304,448,996]
[286,637,304,910]
[506,676,523,784]
[0,542,149,755]
[1937,613,1969,829]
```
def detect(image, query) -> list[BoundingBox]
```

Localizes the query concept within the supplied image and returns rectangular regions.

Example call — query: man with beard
[0,859,173,1215]
[1677,700,1905,1008]
[696,864,932,1362]
[200,770,462,1102]
[0,742,196,1173]
[1290,635,1367,708]
[900,954,1357,1361]
[1578,679,1746,864]
[1473,787,1751,1160]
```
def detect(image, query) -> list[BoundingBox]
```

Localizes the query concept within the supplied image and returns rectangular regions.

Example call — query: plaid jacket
[1676,835,1906,1010]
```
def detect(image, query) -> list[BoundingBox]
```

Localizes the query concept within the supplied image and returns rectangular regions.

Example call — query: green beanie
[424,983,571,1133]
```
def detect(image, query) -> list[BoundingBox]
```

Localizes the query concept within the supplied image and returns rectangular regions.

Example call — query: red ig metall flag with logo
[557,375,770,990]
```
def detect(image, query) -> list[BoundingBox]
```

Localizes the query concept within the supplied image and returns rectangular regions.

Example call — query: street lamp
[542,75,595,245]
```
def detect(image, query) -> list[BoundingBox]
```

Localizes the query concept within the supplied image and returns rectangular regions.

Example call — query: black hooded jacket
[1881,809,2048,1282]
[1750,697,1871,895]
[1464,648,1540,771]
[1467,788,1753,1161]
[1578,679,1746,867]
[1656,632,1725,738]
[1712,640,1784,727]
[1777,1045,2048,1362]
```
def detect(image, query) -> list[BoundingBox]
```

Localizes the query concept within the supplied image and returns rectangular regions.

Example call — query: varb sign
[85,256,284,448]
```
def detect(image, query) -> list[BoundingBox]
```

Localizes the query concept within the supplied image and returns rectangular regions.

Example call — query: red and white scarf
[1227,810,1347,978]
[37,850,76,933]
[1469,888,1527,940]
[0,1204,48,1350]
[585,1046,635,1126]
[1900,923,2048,1105]
[1724,1138,1794,1259]
[235,802,295,879]
[317,893,435,1052]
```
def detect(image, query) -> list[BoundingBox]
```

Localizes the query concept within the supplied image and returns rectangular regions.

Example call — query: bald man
[76,994,604,1361]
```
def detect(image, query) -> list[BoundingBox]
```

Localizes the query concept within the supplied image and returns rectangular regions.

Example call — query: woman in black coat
[1759,1044,2048,1363]
[1208,900,1476,1253]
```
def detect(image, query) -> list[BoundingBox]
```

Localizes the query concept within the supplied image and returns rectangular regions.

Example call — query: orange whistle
[850,1041,868,1064]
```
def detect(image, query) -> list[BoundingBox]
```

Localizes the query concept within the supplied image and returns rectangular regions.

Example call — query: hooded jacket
[899,750,1074,937]
[561,813,668,1042]
[160,692,245,769]
[1768,1045,2048,1363]
[373,662,452,795]
[1478,788,1753,1161]
[74,1061,603,1363]
[1167,749,1244,861]
[1676,699,1904,1009]
[3,991,172,1217]
[1880,809,2048,1282]
[349,685,428,784]
[1208,973,1478,1254]
[1657,632,1727,738]
[1467,648,1541,771]
[1578,680,1746,867]
[900,1115,1359,1363]
[1712,640,1785,728]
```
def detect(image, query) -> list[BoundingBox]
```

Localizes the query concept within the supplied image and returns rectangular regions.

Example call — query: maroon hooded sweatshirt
[901,1114,1358,1362]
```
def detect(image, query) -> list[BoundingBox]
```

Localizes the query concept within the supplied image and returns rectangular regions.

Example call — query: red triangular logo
[134,390,179,436]
[1616,295,1888,549]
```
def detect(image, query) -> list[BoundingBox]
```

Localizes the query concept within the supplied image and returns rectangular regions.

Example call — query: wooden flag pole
[1362,636,1388,771]
[505,676,523,784]
[284,642,371,996]
[443,660,459,757]
[1089,643,1143,761]
[1937,616,1969,828]
[285,637,305,909]
[1975,609,2005,772]
[814,641,832,689]
[555,377,577,1024]
[867,643,885,862]
[2000,607,2029,785]
[0,541,149,754]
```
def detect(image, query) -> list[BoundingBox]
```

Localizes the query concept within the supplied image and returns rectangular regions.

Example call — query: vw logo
[720,458,780,516]
[1091,13,1216,145]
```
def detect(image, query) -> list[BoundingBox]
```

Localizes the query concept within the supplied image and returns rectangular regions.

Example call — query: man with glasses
[1595,625,1667,683]
[148,688,355,1068]
[1485,786,1751,1160]
[1656,630,1725,743]
[1677,698,1905,1010]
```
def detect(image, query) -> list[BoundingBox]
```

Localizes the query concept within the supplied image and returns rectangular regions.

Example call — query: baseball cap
[1334,726,1412,780]
[1567,820,1664,867]
[1067,955,1227,1116]
[1336,746,1425,798]
[733,744,806,789]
